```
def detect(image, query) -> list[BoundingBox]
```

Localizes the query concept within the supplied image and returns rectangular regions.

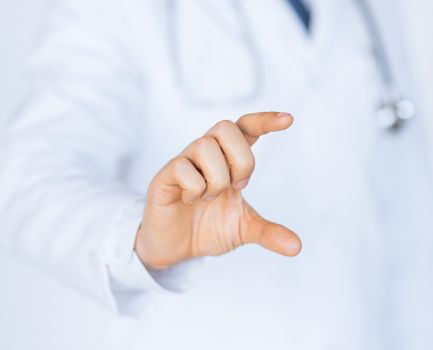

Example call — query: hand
[135,112,302,269]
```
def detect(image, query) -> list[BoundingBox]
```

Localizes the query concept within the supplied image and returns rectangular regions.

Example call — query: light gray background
[0,1,432,349]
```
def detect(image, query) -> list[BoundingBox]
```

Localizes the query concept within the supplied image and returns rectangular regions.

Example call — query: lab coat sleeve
[0,0,198,315]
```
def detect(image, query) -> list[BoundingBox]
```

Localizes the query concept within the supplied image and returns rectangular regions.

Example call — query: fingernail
[235,178,249,190]
[204,195,217,202]
[283,236,302,256]
[277,112,292,119]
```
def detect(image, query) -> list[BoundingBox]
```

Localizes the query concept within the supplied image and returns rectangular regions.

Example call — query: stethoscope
[353,0,416,131]
[166,0,416,131]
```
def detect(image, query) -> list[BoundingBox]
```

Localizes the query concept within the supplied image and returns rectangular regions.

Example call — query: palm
[188,188,250,256]
[142,187,250,267]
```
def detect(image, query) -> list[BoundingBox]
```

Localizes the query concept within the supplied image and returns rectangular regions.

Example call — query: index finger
[236,112,294,146]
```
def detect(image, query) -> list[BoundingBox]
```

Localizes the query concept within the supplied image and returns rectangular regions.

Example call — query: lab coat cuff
[101,196,204,314]
[102,196,166,293]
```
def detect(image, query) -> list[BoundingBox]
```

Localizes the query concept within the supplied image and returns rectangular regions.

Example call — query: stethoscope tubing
[165,0,414,129]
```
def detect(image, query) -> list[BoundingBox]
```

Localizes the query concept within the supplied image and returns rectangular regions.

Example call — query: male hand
[135,112,302,269]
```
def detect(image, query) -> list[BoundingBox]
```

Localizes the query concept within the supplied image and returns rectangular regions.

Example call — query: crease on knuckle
[172,157,189,171]
[233,155,255,176]
[215,119,235,132]
[189,179,206,194]
[195,135,217,151]
[208,178,230,194]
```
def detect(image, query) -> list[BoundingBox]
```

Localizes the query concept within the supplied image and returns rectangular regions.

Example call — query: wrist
[134,223,176,270]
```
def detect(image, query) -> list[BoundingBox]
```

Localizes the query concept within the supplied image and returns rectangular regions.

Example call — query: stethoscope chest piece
[377,98,416,131]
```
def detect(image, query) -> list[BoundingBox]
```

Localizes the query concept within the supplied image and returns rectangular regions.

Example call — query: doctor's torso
[124,1,381,349]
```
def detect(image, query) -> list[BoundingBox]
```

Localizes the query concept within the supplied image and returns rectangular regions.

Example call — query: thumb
[243,204,302,257]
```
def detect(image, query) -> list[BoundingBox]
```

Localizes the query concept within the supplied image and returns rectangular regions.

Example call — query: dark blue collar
[286,0,312,32]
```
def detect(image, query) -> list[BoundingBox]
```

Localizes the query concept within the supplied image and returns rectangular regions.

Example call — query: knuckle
[237,115,247,124]
[209,177,230,193]
[214,119,235,132]
[171,157,189,171]
[235,154,256,174]
[195,135,217,150]
[190,179,206,194]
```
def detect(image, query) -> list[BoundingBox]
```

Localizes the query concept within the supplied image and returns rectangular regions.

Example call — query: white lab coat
[1,0,433,349]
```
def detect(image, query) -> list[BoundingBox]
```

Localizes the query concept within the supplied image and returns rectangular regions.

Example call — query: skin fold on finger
[172,158,207,204]
[149,157,206,205]
[205,120,255,188]
[236,111,294,146]
[182,136,231,200]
